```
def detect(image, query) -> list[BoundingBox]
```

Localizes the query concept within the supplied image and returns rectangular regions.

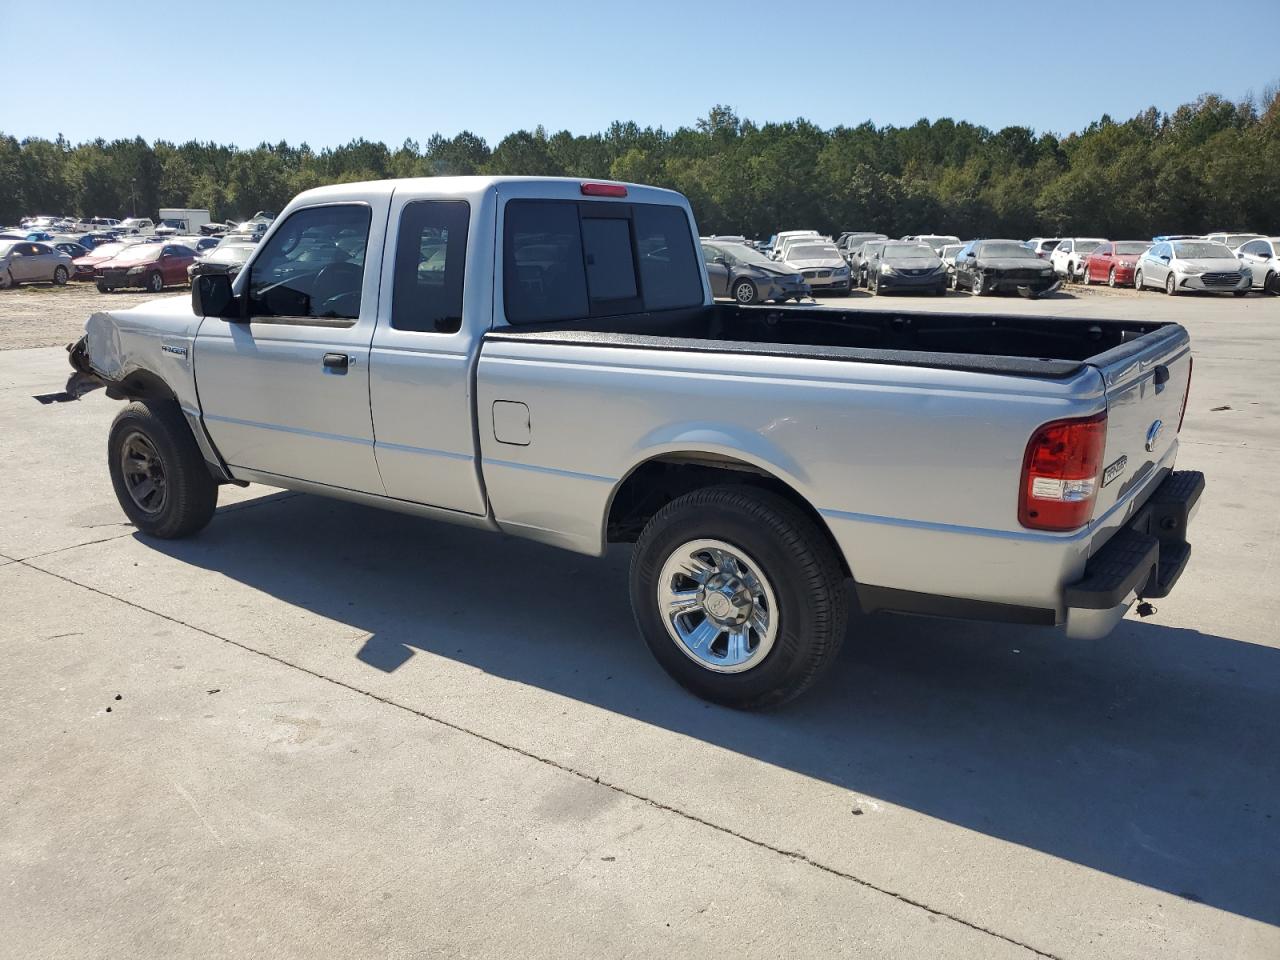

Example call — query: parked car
[701,241,808,304]
[1081,241,1151,287]
[1203,232,1264,250]
[769,230,821,260]
[903,234,961,254]
[94,242,195,292]
[939,243,965,274]
[0,240,74,287]
[775,234,832,263]
[72,241,128,280]
[1134,240,1251,296]
[849,239,888,287]
[866,243,948,296]
[67,175,1202,709]
[116,217,155,235]
[87,217,121,231]
[1050,238,1107,279]
[187,239,262,282]
[1024,237,1061,259]
[54,241,90,260]
[780,240,852,294]
[953,239,1059,297]
[1234,237,1280,293]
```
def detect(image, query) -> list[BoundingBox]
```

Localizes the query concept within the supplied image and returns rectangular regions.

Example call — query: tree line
[2,86,1277,240]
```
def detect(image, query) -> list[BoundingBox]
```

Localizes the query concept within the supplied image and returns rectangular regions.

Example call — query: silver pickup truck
[67,176,1203,708]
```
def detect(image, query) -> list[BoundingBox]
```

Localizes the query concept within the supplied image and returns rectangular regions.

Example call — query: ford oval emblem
[1145,419,1164,452]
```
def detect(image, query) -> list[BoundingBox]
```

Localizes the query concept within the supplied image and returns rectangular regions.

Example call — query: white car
[1204,231,1264,250]
[904,234,960,254]
[769,229,821,259]
[1135,239,1251,296]
[1051,238,1106,279]
[117,217,156,236]
[781,240,851,294]
[775,234,832,263]
[1024,237,1061,260]
[1234,237,1280,293]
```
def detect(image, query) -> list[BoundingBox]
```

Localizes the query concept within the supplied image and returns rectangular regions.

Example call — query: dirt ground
[0,282,163,351]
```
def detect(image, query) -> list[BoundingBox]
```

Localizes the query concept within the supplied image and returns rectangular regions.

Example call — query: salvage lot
[1,288,1278,958]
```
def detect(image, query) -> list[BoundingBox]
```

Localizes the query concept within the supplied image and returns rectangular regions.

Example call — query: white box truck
[155,208,211,237]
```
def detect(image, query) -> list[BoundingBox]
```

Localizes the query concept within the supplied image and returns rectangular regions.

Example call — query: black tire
[733,279,757,305]
[53,265,68,285]
[1082,265,1092,286]
[1108,267,1118,288]
[629,485,848,709]
[108,400,218,538]
[1267,271,1278,295]
[1134,270,1144,292]
[1232,290,1247,298]
[1165,273,1178,296]
[147,271,164,293]
[0,269,11,290]
[972,272,988,296]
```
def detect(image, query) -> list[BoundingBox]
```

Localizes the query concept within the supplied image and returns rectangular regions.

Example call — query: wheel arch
[604,447,852,579]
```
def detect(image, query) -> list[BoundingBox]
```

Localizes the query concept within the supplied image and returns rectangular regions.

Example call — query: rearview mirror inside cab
[192,273,238,320]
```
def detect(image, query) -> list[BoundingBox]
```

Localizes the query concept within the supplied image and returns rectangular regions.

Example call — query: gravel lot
[1,284,1278,959]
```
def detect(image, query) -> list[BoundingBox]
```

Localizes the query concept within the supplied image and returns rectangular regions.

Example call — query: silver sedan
[1135,240,1251,297]
[0,240,75,288]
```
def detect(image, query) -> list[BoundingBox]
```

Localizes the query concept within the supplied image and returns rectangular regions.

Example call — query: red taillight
[1177,356,1193,432]
[1018,412,1108,531]
[580,182,627,197]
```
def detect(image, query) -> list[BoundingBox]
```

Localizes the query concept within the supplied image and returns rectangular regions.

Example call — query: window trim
[244,201,372,327]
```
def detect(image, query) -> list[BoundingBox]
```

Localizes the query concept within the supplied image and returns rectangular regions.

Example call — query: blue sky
[4,0,1274,148]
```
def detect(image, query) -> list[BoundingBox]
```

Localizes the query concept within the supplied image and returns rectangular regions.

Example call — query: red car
[95,242,196,293]
[71,240,127,280]
[1082,241,1151,288]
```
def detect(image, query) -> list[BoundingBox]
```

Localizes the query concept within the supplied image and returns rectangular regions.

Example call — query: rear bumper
[1062,470,1203,635]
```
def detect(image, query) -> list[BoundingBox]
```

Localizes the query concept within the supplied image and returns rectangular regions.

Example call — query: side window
[1242,240,1265,256]
[391,199,469,334]
[1059,240,1072,254]
[247,204,371,321]
[701,243,720,265]
[633,204,703,310]
[31,243,51,255]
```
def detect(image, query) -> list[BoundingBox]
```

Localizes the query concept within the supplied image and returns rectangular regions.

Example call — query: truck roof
[290,175,687,207]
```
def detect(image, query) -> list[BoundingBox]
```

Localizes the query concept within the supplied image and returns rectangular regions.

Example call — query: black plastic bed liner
[485,303,1180,381]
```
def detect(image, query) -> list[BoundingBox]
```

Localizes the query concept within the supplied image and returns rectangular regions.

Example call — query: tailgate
[1088,324,1191,540]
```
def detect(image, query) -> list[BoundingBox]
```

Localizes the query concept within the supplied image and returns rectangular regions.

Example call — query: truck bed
[485,303,1174,379]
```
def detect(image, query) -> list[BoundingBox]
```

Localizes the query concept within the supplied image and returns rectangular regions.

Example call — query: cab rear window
[503,199,702,325]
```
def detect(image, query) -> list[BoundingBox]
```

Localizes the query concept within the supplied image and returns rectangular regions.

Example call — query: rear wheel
[53,265,68,285]
[629,485,848,709]
[107,400,218,538]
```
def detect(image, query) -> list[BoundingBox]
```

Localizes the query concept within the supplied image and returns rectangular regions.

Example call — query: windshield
[1173,241,1233,259]
[788,244,839,260]
[884,245,936,261]
[1221,234,1259,248]
[1113,242,1149,256]
[940,245,962,257]
[86,242,125,259]
[205,243,255,263]
[725,244,777,268]
[112,244,160,263]
[1074,240,1103,255]
[980,241,1037,259]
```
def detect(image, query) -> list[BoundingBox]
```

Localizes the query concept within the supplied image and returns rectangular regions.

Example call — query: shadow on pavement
[147,491,1279,926]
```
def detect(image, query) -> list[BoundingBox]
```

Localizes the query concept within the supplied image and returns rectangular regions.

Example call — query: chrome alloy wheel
[119,430,168,514]
[656,538,778,673]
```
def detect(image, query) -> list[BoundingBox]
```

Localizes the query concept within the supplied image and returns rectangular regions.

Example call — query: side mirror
[192,273,239,319]
[713,256,728,266]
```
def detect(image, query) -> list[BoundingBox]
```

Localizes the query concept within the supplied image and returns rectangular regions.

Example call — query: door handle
[322,353,350,371]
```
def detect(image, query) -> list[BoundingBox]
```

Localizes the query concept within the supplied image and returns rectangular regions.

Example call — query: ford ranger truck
[66,177,1203,708]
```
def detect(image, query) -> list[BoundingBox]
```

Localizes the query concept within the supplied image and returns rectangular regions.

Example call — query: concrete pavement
[1,289,1278,958]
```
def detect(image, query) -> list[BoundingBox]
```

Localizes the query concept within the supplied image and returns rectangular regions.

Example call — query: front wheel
[1082,266,1092,286]
[1134,270,1144,291]
[0,270,11,290]
[147,271,164,293]
[1165,273,1178,296]
[1266,271,1278,295]
[972,272,988,295]
[108,400,219,538]
[1108,267,1118,288]
[629,485,848,709]
[733,279,757,305]
[1232,290,1247,298]
[53,265,68,285]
